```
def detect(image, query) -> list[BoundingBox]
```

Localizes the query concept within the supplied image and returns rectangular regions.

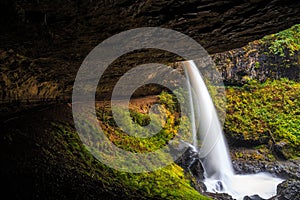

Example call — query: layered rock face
[0,0,300,101]
[1,41,299,103]
[212,41,300,85]
[2,0,300,55]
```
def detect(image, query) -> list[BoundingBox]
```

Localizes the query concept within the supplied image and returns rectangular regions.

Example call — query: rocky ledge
[1,1,299,101]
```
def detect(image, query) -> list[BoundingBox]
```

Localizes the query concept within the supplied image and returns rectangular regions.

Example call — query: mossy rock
[223,79,300,159]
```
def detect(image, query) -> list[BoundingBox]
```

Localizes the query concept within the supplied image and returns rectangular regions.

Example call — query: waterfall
[183,60,283,200]
[184,60,234,178]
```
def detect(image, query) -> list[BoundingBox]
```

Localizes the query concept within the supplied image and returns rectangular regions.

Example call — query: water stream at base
[183,60,283,200]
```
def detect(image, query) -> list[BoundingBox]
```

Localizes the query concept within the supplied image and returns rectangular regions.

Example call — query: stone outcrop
[175,145,206,193]
[0,0,299,101]
[2,0,300,56]
[273,179,300,200]
[212,41,300,85]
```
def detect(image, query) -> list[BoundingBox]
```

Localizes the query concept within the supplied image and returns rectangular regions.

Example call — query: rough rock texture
[0,0,300,101]
[2,0,300,56]
[273,179,300,200]
[243,195,265,200]
[175,146,207,193]
[212,42,300,85]
[175,146,235,200]
[232,159,300,180]
[0,104,123,200]
[0,49,69,101]
[205,192,234,200]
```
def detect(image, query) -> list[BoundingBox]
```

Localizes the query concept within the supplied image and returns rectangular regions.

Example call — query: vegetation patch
[261,24,300,57]
[224,79,300,159]
[50,96,209,199]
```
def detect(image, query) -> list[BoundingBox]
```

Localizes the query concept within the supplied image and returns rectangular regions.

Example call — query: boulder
[273,179,300,200]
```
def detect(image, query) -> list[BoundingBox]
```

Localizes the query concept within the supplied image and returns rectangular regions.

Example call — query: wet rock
[271,179,300,200]
[175,146,205,179]
[232,159,300,180]
[274,141,291,160]
[243,194,265,200]
[175,145,207,193]
[205,192,234,200]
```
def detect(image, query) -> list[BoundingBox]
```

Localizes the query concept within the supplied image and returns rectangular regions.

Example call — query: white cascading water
[183,60,284,200]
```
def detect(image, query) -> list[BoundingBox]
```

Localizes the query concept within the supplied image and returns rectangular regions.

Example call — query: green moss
[50,105,209,199]
[254,61,260,69]
[96,105,181,153]
[261,24,300,57]
[224,79,300,159]
[158,91,179,113]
